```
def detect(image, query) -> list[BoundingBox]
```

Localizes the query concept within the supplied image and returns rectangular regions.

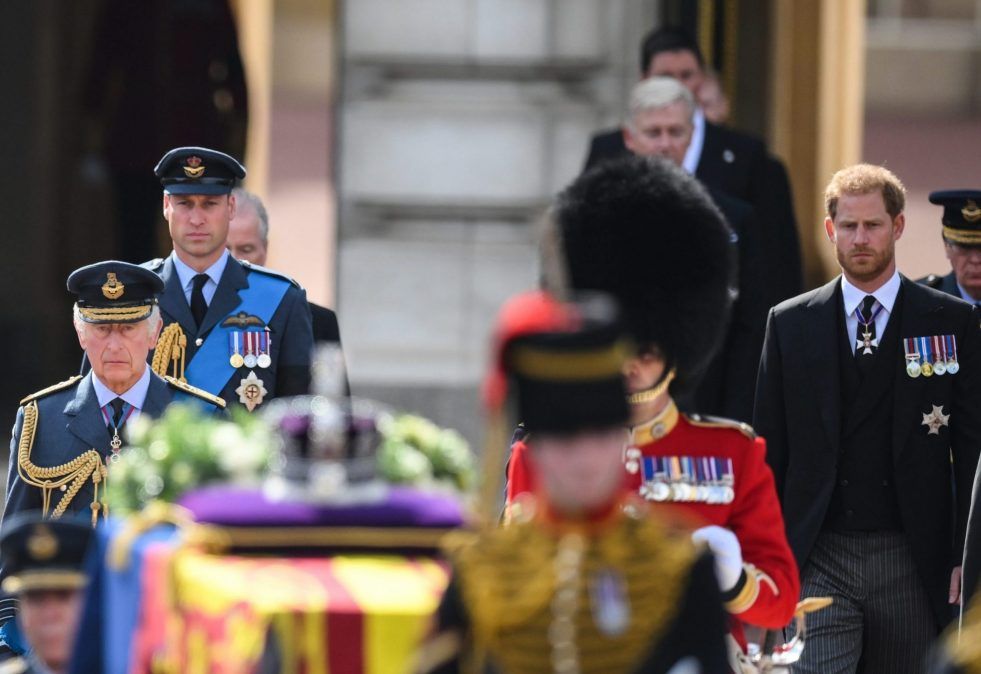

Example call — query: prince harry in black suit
[754,164,981,673]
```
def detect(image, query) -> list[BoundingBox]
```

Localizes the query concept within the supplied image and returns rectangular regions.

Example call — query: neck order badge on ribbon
[101,402,134,463]
[855,302,883,356]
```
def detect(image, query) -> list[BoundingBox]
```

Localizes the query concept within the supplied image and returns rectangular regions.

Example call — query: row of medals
[906,356,958,378]
[640,475,736,505]
[230,330,272,369]
[627,450,736,505]
[904,335,959,378]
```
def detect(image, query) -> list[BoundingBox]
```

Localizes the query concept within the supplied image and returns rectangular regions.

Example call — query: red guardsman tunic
[506,400,800,630]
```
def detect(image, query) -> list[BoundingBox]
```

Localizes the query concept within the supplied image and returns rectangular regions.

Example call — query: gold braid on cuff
[724,564,761,615]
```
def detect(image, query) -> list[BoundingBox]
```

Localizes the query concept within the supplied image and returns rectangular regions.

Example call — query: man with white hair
[584,27,803,308]
[227,188,343,347]
[2,261,224,526]
[0,260,223,657]
[623,76,768,424]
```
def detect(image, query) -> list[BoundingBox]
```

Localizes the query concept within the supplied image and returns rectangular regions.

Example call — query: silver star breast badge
[921,405,950,435]
[236,370,268,412]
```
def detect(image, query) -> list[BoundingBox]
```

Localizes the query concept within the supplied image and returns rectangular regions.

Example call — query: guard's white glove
[692,525,744,592]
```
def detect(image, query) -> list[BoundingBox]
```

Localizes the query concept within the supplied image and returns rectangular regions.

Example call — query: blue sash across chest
[179,272,290,401]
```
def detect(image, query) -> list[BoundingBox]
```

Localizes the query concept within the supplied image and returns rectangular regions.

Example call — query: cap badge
[963,200,981,223]
[27,525,58,561]
[183,156,206,179]
[101,272,125,300]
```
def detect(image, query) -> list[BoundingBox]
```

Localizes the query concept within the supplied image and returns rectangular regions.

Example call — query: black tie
[855,295,878,375]
[190,274,209,328]
[109,397,125,427]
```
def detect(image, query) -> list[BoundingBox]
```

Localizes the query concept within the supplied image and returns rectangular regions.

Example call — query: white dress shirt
[172,248,230,307]
[682,107,707,175]
[91,364,152,423]
[841,270,901,355]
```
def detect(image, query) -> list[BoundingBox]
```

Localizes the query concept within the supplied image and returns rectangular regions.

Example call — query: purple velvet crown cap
[178,485,465,529]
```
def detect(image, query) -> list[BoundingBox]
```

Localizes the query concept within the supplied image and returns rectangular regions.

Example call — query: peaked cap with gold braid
[930,189,981,247]
[67,260,164,324]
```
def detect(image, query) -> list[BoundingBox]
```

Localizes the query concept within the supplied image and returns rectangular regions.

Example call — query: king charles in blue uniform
[146,146,315,411]
[3,261,223,526]
[0,261,221,656]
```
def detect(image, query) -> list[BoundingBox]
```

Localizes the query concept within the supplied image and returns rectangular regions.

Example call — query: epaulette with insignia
[237,259,300,288]
[141,257,166,272]
[164,376,227,408]
[19,375,83,406]
[686,413,757,439]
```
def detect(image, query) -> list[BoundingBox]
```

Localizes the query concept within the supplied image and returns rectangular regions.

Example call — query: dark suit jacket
[754,276,981,626]
[308,301,350,395]
[584,124,803,305]
[689,188,767,423]
[148,254,314,406]
[309,302,341,344]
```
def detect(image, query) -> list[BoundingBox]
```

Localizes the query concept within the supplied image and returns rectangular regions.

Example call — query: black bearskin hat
[555,156,736,394]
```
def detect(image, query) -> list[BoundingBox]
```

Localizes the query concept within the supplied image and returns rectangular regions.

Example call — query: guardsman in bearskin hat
[0,261,222,656]
[416,290,730,674]
[505,156,800,670]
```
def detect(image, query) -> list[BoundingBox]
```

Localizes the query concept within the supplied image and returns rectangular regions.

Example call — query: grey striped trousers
[793,531,939,674]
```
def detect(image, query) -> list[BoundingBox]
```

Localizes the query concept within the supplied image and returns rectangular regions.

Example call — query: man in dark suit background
[227,188,344,345]
[920,190,981,307]
[584,27,803,307]
[621,76,766,423]
[227,188,348,395]
[754,164,981,672]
